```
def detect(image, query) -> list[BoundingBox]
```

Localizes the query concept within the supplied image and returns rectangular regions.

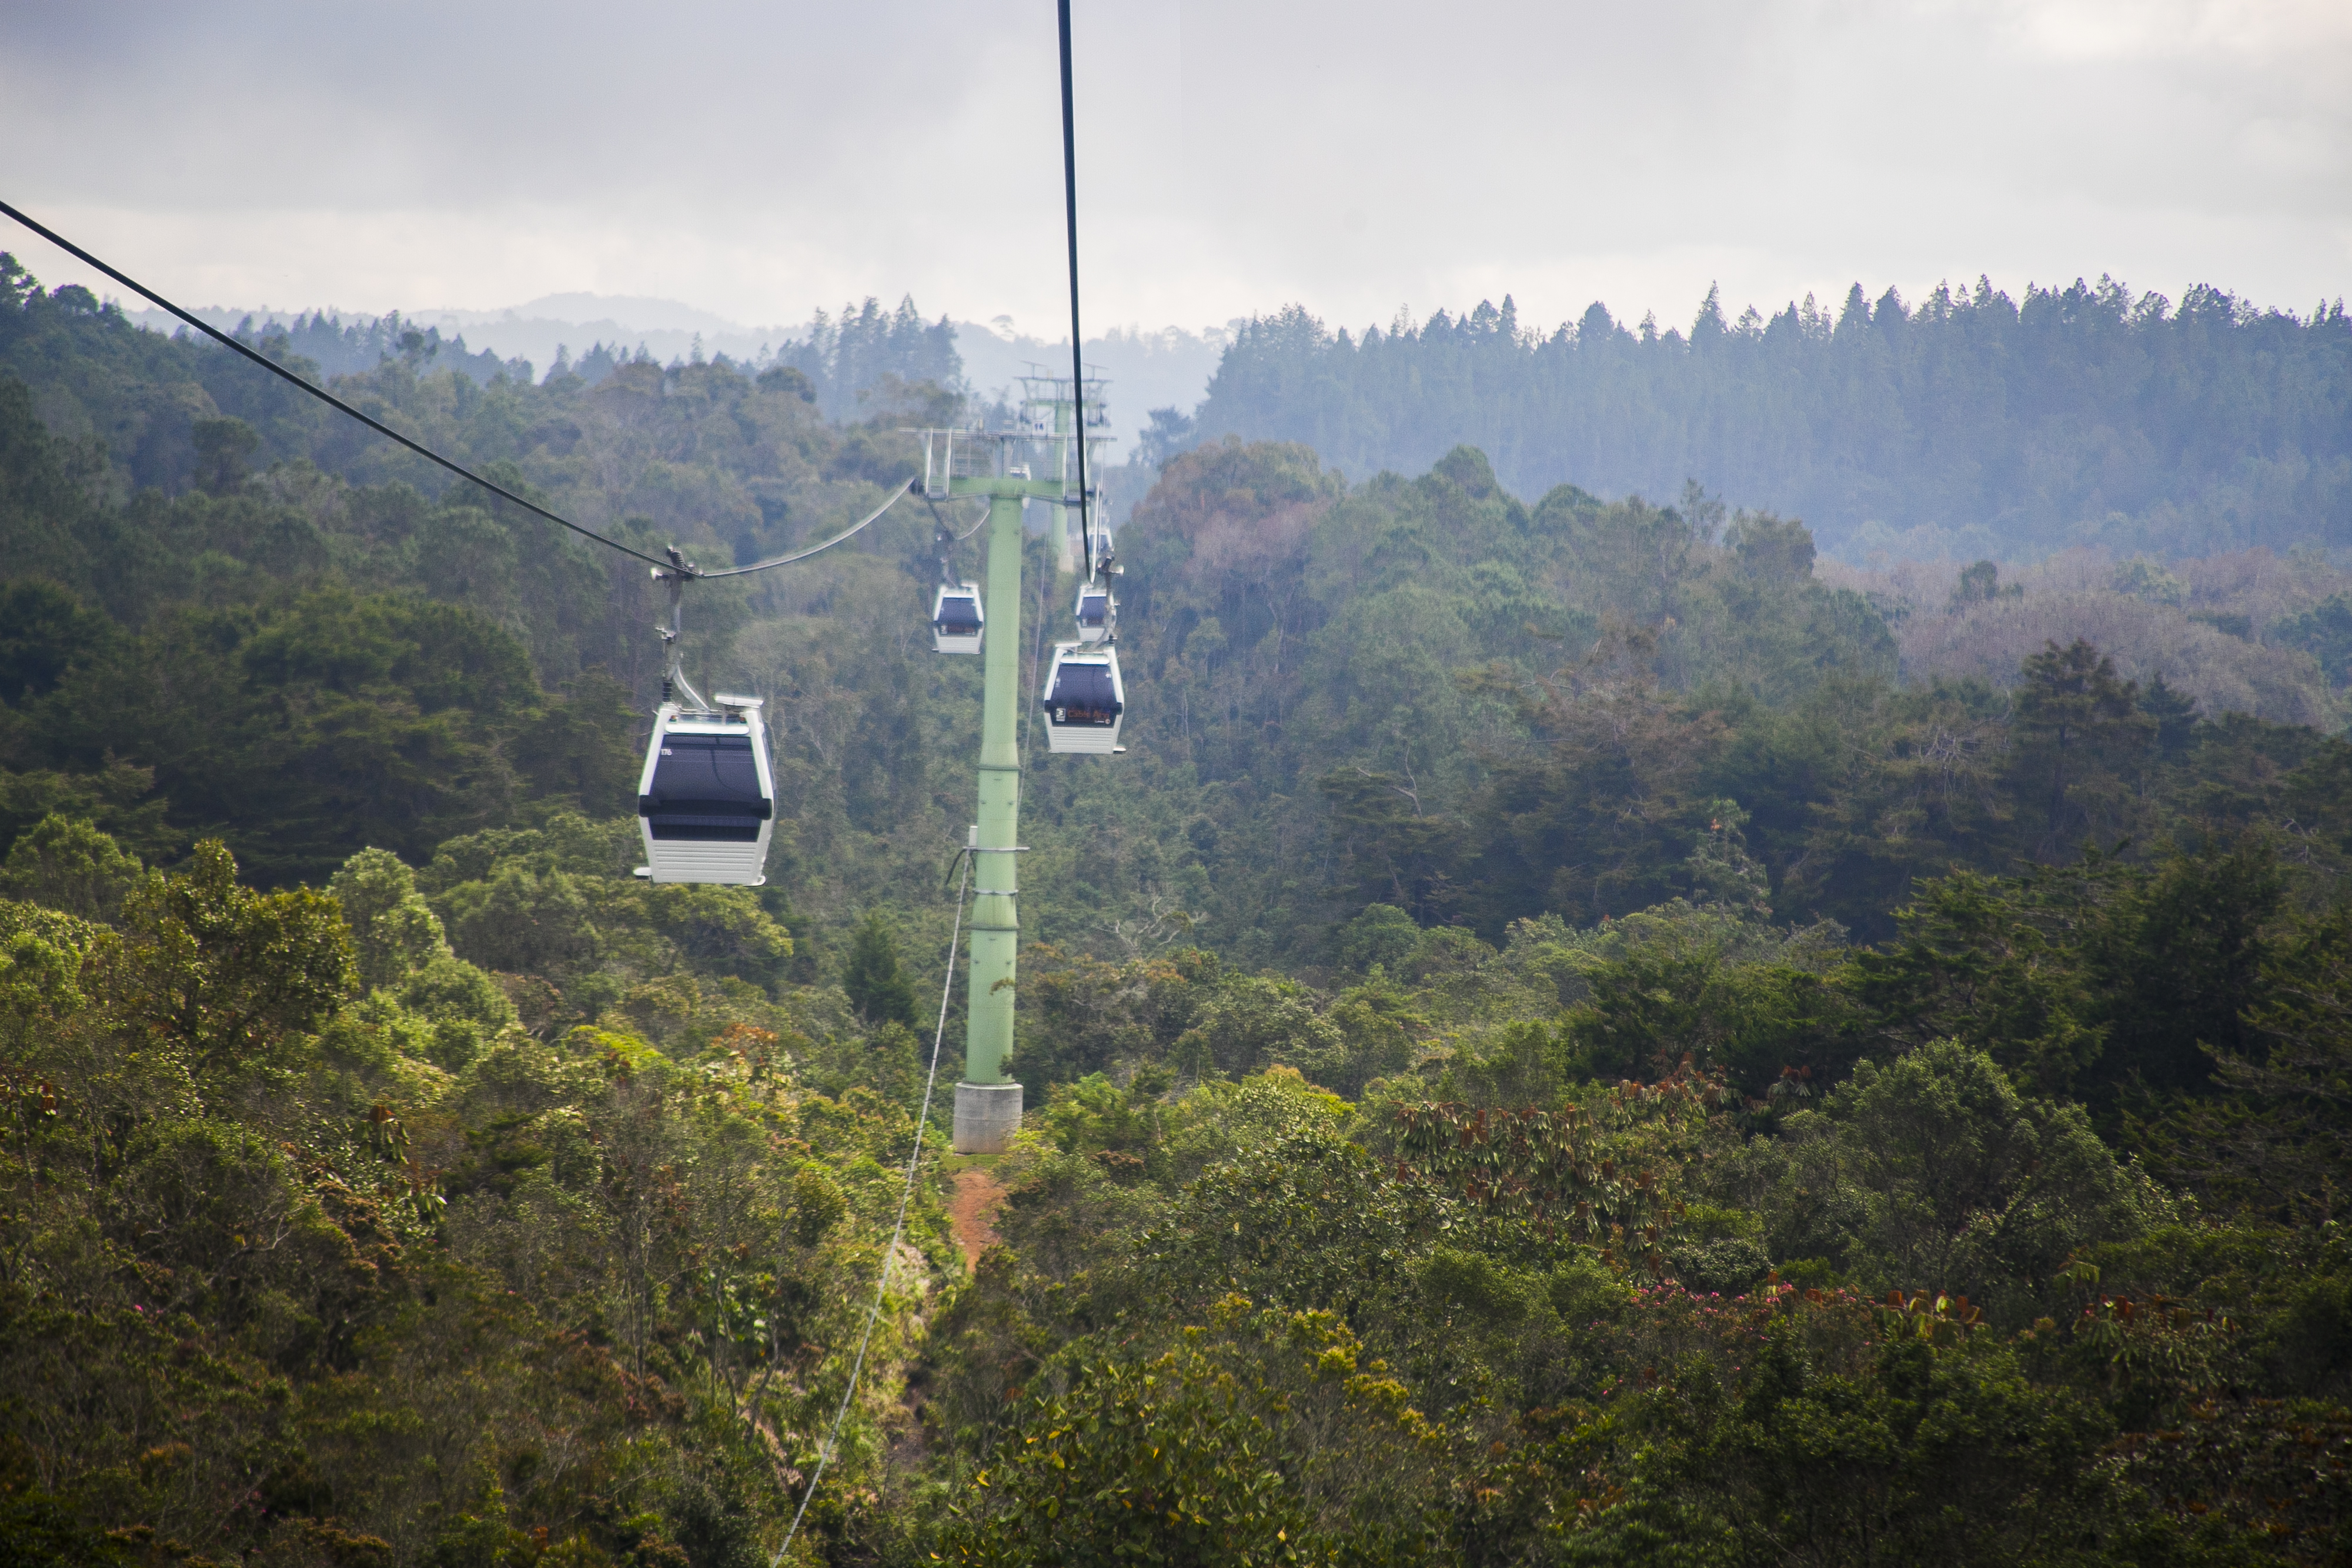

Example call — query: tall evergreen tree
[841,910,919,1029]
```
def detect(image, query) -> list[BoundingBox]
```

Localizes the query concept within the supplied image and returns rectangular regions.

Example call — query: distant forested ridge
[1169,280,2352,562]
[123,290,965,426]
[157,310,530,386]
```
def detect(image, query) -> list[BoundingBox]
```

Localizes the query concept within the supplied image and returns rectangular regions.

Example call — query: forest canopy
[0,251,2349,1566]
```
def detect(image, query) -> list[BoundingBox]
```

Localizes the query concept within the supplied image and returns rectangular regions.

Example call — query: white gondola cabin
[636,696,776,884]
[1074,584,1113,645]
[1040,643,1124,753]
[932,583,984,654]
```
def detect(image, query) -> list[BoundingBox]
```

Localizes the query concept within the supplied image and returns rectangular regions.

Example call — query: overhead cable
[694,478,911,577]
[0,199,911,578]
[0,198,683,570]
[1057,0,1095,579]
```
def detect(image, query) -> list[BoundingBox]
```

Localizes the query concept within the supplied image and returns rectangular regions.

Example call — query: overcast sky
[4,0,2345,344]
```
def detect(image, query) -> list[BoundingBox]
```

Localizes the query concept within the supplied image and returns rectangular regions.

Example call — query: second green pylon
[937,378,1107,1155]
[952,482,1037,1154]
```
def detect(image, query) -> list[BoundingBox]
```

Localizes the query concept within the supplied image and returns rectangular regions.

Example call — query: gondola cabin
[1074,584,1112,645]
[636,696,776,884]
[1040,643,1124,753]
[932,583,984,654]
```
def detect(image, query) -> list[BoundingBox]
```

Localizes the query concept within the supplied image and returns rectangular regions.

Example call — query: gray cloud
[4,0,2342,350]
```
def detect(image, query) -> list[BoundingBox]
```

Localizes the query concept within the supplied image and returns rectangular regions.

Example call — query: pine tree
[841,910,918,1028]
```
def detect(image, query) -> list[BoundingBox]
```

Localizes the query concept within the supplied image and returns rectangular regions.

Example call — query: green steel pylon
[1021,373,1097,576]
[936,470,1069,1153]
[913,390,1105,1152]
[933,386,1108,1155]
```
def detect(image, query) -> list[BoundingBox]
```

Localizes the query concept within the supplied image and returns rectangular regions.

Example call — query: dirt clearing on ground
[948,1164,1006,1269]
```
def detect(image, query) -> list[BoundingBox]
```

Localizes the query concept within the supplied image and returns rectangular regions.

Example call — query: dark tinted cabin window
[1046,664,1121,725]
[642,733,768,840]
[937,597,981,634]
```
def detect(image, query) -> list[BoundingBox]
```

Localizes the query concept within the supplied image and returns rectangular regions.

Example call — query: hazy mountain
[113,292,1230,460]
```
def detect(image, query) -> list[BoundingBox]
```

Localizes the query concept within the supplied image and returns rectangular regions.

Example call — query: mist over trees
[1164,279,2352,563]
[118,289,968,427]
[767,295,964,422]
[212,312,529,385]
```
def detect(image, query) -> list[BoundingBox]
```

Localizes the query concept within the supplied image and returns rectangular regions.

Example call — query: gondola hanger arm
[921,494,990,544]
[692,479,913,578]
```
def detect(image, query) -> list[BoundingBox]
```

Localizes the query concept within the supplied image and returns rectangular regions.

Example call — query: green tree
[1722,510,1815,584]
[1952,557,2002,606]
[1175,974,1343,1081]
[190,415,259,494]
[1758,1039,2155,1317]
[2275,591,2352,685]
[92,838,355,1081]
[2009,638,2150,858]
[1841,866,2107,1093]
[0,896,93,1051]
[18,588,575,884]
[942,1309,1441,1568]
[0,579,115,706]
[1458,626,1728,931]
[0,814,141,921]
[1187,282,2352,564]
[436,863,600,979]
[1581,1335,2129,1566]
[0,1490,132,1568]
[2079,831,2283,1100]
[941,1344,1310,1567]
[841,911,918,1028]
[2138,902,2352,1222]
[0,760,176,863]
[1334,902,1418,973]
[328,845,452,990]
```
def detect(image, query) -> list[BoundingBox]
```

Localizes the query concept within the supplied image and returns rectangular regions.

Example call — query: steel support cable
[0,198,910,580]
[1057,0,1095,580]
[693,479,911,577]
[769,846,974,1566]
[0,198,679,571]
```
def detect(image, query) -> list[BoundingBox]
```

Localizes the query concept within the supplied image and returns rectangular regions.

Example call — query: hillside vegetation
[1168,281,2352,563]
[1,256,2350,1566]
